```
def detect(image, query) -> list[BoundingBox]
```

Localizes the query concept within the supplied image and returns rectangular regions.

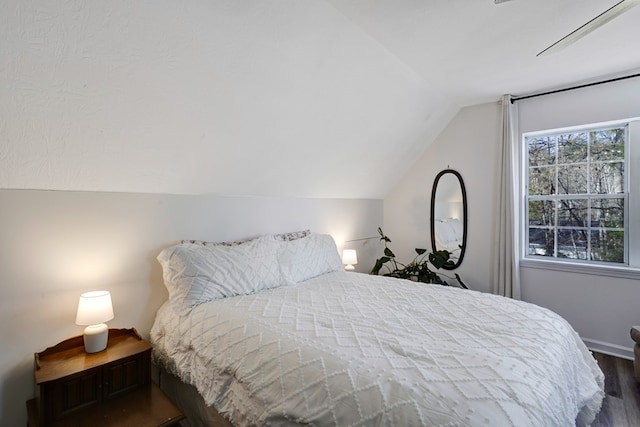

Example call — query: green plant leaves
[377,227,391,242]
[370,228,467,289]
[370,256,391,275]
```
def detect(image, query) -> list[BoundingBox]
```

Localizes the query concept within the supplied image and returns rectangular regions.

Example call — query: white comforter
[151,271,604,426]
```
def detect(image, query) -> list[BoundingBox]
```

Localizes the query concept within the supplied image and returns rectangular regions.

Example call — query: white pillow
[181,229,309,246]
[277,233,343,284]
[180,238,252,246]
[272,229,311,241]
[157,235,281,315]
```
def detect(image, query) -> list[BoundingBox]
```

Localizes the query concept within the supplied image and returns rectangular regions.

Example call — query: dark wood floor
[591,352,640,426]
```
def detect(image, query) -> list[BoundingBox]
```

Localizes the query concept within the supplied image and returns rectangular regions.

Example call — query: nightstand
[27,328,184,427]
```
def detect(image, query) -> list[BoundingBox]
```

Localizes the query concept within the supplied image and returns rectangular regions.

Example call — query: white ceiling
[329,0,640,106]
[1,0,639,199]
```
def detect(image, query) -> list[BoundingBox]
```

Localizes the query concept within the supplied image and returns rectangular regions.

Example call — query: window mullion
[524,122,630,265]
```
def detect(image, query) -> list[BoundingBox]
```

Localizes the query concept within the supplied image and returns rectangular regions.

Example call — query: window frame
[521,118,640,278]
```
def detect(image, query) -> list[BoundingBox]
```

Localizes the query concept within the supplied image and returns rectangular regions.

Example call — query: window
[524,123,628,265]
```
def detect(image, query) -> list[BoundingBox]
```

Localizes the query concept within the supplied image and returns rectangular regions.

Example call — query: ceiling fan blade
[538,0,640,56]
[494,0,513,3]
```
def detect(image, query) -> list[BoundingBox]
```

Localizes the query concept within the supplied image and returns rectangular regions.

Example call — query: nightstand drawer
[40,367,102,420]
[104,352,150,399]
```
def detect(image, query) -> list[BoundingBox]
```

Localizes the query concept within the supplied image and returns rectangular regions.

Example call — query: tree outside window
[525,126,626,264]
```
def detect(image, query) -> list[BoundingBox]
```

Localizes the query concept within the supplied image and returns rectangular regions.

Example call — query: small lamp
[342,249,358,271]
[75,290,114,353]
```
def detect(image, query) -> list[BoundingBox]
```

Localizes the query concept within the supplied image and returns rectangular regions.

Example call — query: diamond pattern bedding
[151,271,604,426]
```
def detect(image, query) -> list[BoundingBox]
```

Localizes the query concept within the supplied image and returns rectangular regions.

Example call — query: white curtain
[493,95,521,299]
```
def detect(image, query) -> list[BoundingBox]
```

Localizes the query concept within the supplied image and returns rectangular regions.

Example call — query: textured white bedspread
[151,271,604,426]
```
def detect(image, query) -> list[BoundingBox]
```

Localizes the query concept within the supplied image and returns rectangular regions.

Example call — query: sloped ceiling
[328,0,640,106]
[2,0,639,199]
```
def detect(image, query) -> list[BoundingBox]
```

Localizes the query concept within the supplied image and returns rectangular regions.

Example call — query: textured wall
[384,86,640,363]
[383,102,501,295]
[0,189,383,426]
[0,0,456,198]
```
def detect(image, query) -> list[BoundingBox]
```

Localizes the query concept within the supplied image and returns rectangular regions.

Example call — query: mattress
[150,271,604,426]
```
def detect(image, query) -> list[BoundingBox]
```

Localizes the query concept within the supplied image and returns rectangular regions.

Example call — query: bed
[150,232,604,426]
[434,218,463,254]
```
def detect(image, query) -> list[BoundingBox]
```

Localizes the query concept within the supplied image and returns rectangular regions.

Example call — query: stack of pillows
[157,231,344,315]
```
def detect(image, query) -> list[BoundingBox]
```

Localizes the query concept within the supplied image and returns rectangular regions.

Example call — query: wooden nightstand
[28,328,184,427]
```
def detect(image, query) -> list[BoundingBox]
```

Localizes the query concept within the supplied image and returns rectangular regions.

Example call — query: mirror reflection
[430,169,467,270]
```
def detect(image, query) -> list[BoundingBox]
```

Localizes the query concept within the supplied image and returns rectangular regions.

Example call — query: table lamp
[342,249,358,271]
[75,290,114,353]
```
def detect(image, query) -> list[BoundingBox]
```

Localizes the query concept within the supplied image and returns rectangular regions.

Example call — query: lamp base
[83,324,109,353]
[344,264,355,271]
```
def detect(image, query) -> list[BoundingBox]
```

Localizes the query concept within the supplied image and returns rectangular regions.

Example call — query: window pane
[528,228,554,257]
[557,199,587,227]
[558,164,587,194]
[529,200,555,226]
[591,128,625,162]
[527,136,555,167]
[590,230,624,263]
[558,132,588,164]
[529,167,555,195]
[557,229,588,260]
[590,162,624,194]
[524,122,628,266]
[591,198,624,228]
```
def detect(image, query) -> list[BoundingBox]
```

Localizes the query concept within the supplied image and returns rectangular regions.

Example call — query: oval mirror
[430,169,467,270]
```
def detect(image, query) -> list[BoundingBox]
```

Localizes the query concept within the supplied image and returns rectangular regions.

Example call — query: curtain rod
[510,72,640,103]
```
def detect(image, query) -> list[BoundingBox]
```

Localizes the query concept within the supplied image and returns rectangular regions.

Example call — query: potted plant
[370,228,467,288]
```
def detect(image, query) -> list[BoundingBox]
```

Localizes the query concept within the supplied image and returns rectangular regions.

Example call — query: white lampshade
[76,291,114,325]
[76,291,114,353]
[342,249,358,271]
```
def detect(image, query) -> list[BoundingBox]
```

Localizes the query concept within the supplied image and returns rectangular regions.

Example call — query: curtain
[493,95,521,299]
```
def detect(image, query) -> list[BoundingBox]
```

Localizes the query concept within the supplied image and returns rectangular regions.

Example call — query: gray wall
[384,87,639,362]
[384,102,501,295]
[0,190,382,426]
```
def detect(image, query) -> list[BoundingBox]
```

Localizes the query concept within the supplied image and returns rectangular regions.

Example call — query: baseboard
[582,337,634,360]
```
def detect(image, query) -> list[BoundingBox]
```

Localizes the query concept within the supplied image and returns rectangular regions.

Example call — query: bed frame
[153,364,232,427]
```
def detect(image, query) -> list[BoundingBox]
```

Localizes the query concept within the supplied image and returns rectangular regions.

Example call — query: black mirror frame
[430,169,467,270]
